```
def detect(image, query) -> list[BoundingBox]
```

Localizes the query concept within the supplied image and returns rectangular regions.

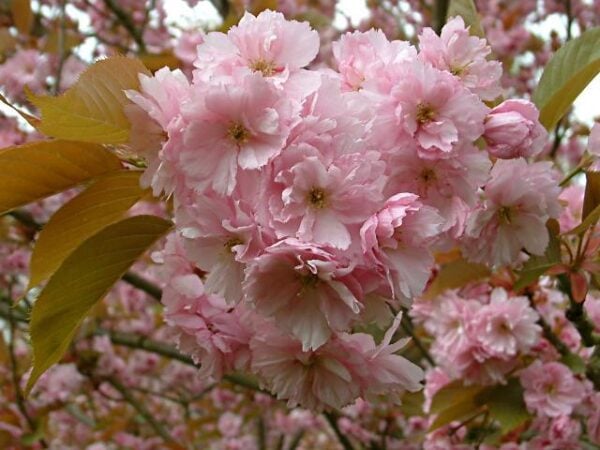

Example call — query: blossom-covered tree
[1,0,600,448]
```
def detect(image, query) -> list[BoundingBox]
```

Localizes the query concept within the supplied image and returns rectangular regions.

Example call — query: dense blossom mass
[126,11,559,410]
[2,1,600,448]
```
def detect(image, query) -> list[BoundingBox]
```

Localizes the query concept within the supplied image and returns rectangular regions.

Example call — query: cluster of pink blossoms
[413,288,543,387]
[127,10,560,410]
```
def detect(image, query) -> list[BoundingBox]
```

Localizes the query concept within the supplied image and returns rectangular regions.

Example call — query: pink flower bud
[484,99,547,159]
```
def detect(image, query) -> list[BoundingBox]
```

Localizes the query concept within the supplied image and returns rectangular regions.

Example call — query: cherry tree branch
[434,0,449,34]
[324,412,355,450]
[558,275,600,346]
[102,0,146,52]
[105,375,176,443]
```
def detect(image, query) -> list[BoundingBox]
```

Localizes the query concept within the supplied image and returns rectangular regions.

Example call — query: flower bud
[483,99,547,159]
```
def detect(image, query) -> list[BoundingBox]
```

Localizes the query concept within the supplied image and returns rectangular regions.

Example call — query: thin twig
[105,376,176,443]
[96,328,195,365]
[6,285,48,448]
[287,430,305,450]
[400,313,435,366]
[559,275,600,346]
[7,210,42,231]
[324,412,355,450]
[102,0,146,52]
[565,0,573,41]
[53,0,67,95]
[257,416,267,450]
[526,294,571,356]
[65,404,96,428]
[121,271,162,301]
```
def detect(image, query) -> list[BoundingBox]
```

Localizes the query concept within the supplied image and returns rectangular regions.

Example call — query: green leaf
[28,171,146,289]
[400,391,425,417]
[27,56,150,144]
[423,257,490,300]
[475,379,531,435]
[583,171,600,220]
[26,215,172,394]
[0,140,121,215]
[430,381,484,430]
[430,379,531,435]
[560,352,587,374]
[566,203,600,236]
[532,27,600,130]
[514,219,562,290]
[447,0,485,37]
[139,51,180,71]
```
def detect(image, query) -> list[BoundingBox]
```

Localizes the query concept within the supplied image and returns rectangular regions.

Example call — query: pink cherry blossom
[0,49,51,100]
[175,192,265,304]
[174,30,205,68]
[332,29,416,92]
[376,60,488,155]
[462,158,561,266]
[520,361,586,418]
[483,99,547,159]
[268,149,386,250]
[418,16,502,101]
[243,238,362,350]
[194,10,319,83]
[250,314,423,410]
[125,67,191,195]
[470,288,541,358]
[338,313,424,399]
[180,73,293,195]
[156,234,252,380]
[558,185,584,233]
[361,193,443,303]
[251,327,362,410]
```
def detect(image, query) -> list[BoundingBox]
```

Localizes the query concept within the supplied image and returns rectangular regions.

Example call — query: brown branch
[434,0,449,34]
[6,290,48,448]
[52,0,67,95]
[102,0,146,52]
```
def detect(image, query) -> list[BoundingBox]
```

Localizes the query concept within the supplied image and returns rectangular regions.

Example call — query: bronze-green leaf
[28,171,146,289]
[0,140,121,215]
[430,381,484,430]
[26,215,172,394]
[447,0,485,37]
[28,56,150,144]
[532,27,600,130]
[566,203,600,236]
[11,0,33,35]
[423,257,490,300]
[475,378,531,435]
[583,171,600,220]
